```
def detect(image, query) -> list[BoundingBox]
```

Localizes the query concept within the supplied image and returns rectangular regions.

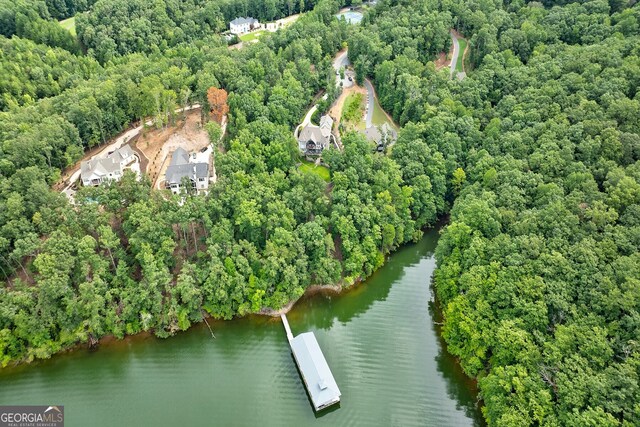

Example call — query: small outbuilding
[364,123,397,148]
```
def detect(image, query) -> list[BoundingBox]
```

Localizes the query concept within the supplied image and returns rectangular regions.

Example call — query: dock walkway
[281,313,294,342]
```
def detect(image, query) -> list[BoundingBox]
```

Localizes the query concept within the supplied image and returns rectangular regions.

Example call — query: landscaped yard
[239,30,265,42]
[299,160,330,182]
[456,38,467,73]
[342,92,365,130]
[59,16,76,36]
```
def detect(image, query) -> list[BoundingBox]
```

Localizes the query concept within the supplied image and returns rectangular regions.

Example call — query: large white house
[81,145,136,186]
[229,17,260,34]
[165,147,210,194]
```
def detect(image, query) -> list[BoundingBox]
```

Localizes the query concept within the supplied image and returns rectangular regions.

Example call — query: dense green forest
[1,0,639,425]
[350,0,640,425]
[0,37,100,110]
[0,0,442,366]
[0,0,87,52]
[76,0,323,63]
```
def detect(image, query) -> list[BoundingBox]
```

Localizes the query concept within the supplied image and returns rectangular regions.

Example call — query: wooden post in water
[202,311,216,339]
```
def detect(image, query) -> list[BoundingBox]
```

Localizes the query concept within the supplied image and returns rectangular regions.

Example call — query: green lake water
[0,229,483,426]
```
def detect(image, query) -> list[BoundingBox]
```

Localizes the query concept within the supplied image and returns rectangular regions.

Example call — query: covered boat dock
[281,314,341,411]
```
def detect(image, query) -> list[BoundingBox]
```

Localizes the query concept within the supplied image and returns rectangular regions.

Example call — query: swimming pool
[336,10,363,24]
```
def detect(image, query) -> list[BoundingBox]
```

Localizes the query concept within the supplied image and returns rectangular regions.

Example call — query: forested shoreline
[350,0,640,425]
[1,0,639,425]
[0,0,447,368]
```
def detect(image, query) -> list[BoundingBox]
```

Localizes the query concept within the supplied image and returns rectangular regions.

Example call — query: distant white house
[298,115,335,155]
[265,22,278,32]
[81,145,136,186]
[230,17,260,34]
[165,147,210,194]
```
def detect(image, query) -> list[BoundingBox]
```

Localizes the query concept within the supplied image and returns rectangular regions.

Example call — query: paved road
[295,50,349,150]
[363,79,375,127]
[450,30,460,79]
[62,104,201,199]
[333,48,373,127]
[333,50,353,88]
[294,93,328,139]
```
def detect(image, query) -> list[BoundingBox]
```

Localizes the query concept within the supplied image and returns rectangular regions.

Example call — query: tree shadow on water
[430,299,486,426]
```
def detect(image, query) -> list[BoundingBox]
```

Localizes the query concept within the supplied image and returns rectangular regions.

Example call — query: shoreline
[258,283,344,317]
[2,221,446,369]
[1,282,351,369]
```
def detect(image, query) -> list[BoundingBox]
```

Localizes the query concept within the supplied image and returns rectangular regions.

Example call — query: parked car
[200,146,209,153]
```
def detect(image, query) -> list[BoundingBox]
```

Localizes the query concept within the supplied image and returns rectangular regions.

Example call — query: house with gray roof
[81,145,136,186]
[230,17,260,34]
[364,123,397,150]
[165,147,210,194]
[298,115,335,155]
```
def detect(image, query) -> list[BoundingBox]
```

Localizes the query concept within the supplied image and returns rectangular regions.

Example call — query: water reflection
[0,229,484,426]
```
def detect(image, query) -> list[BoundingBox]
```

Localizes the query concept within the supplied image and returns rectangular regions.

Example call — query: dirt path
[329,85,367,128]
[273,13,301,28]
[434,51,449,70]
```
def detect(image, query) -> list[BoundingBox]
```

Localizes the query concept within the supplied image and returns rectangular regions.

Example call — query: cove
[0,229,484,426]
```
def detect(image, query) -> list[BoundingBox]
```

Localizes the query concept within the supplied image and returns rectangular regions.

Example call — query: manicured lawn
[299,161,330,182]
[371,96,398,131]
[239,30,265,42]
[456,38,467,73]
[59,16,76,36]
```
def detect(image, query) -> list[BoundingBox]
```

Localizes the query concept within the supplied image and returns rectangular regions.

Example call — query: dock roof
[290,332,341,411]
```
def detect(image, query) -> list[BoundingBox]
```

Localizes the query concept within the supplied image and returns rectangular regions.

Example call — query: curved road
[296,48,378,151]
[450,30,460,78]
[364,79,375,128]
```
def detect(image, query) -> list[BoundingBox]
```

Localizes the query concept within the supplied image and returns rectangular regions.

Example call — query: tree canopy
[349,0,640,424]
[0,0,639,425]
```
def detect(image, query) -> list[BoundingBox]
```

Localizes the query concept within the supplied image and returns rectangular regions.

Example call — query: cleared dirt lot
[135,110,210,188]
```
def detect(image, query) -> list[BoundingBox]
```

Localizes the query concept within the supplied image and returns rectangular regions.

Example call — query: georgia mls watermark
[0,406,64,427]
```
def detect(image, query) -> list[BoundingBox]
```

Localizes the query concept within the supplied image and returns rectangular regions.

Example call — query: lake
[0,229,484,426]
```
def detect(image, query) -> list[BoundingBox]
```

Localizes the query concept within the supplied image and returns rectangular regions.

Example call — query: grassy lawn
[371,96,398,131]
[239,30,265,42]
[299,160,330,182]
[59,16,76,36]
[342,92,365,123]
[456,38,467,73]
